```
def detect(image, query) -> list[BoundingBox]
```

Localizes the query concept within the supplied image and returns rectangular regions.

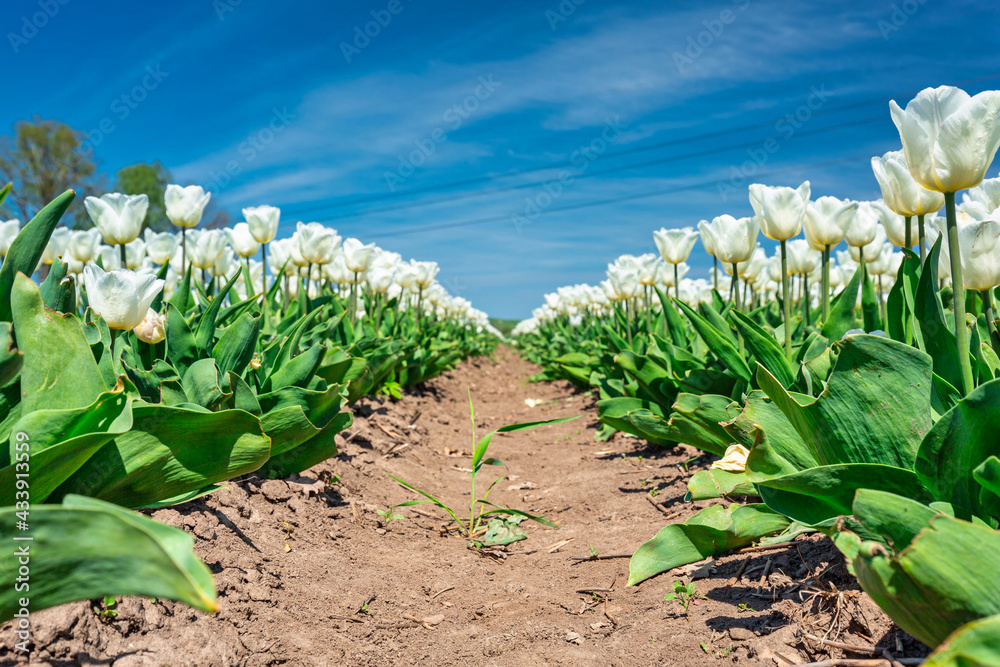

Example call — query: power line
[276,73,1000,216]
[283,115,887,221]
[351,153,872,239]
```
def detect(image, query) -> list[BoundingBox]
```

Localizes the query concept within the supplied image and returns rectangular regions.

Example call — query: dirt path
[3,347,922,666]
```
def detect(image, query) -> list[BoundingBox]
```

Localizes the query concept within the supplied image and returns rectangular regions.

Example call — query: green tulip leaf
[628,504,790,586]
[0,190,75,322]
[0,495,216,622]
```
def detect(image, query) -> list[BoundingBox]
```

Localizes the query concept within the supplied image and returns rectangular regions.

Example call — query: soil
[1,347,930,666]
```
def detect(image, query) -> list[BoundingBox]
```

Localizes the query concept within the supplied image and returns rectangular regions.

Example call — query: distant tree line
[0,117,230,229]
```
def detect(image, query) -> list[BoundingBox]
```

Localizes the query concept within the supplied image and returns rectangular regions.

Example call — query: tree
[115,162,171,232]
[0,117,101,228]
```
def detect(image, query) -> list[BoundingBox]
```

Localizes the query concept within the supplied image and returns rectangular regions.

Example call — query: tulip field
[2,83,1000,665]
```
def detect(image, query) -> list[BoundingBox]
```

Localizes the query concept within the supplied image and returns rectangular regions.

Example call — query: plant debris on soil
[1,347,931,666]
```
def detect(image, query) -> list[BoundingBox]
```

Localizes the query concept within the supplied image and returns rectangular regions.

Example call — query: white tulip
[652,227,699,264]
[890,86,1000,193]
[963,177,1000,212]
[85,193,148,245]
[748,181,810,241]
[226,222,261,258]
[165,184,211,229]
[413,260,439,288]
[296,222,341,265]
[143,229,179,265]
[41,227,71,264]
[845,202,881,248]
[338,238,374,274]
[187,229,227,270]
[803,196,857,247]
[134,308,166,344]
[958,217,1000,291]
[0,220,21,257]
[700,215,759,264]
[871,150,944,217]
[67,228,103,263]
[84,264,164,331]
[243,205,280,244]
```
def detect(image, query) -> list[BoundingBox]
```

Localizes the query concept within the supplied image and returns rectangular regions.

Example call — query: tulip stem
[945,192,974,395]
[918,214,926,263]
[904,216,912,250]
[732,264,740,311]
[712,257,718,291]
[821,244,830,324]
[779,240,792,360]
[803,274,811,325]
[981,290,1000,354]
[119,243,127,268]
[181,229,187,275]
[674,264,680,301]
[260,243,268,297]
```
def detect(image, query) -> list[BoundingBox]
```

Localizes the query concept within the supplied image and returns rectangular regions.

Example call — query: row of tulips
[516,85,1000,664]
[0,184,499,623]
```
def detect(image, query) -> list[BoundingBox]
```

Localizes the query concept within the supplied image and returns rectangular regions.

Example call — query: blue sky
[4,0,1000,318]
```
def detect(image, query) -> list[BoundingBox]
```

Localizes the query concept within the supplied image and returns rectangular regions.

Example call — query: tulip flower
[873,199,916,251]
[134,308,166,344]
[890,86,1000,194]
[653,227,699,299]
[0,220,21,258]
[165,184,211,274]
[849,225,887,265]
[124,239,146,270]
[244,205,280,292]
[186,229,227,277]
[845,202,881,255]
[871,150,944,259]
[143,229,179,265]
[67,228,103,264]
[963,177,1000,212]
[803,196,857,322]
[749,181,810,359]
[891,85,1000,394]
[958,217,1000,349]
[296,222,341,266]
[224,222,260,258]
[85,193,148,264]
[84,264,164,332]
[749,182,810,242]
[41,227,71,265]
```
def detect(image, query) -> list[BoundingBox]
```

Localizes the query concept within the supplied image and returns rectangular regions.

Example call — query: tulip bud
[749,181,810,241]
[243,205,280,244]
[652,227,699,264]
[165,184,211,229]
[85,193,148,245]
[134,308,166,344]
